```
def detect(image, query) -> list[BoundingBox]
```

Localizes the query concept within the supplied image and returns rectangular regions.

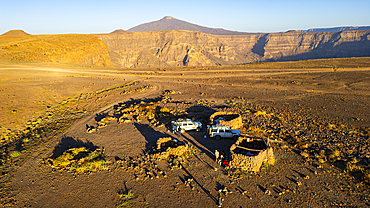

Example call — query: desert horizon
[3,15,370,35]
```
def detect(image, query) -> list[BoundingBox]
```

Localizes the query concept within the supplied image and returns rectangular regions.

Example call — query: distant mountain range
[2,17,369,36]
[1,18,369,69]
[126,16,370,35]
[127,16,251,35]
[298,26,370,33]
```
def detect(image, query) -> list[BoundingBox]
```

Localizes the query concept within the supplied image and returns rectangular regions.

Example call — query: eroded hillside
[99,30,370,68]
[0,34,114,67]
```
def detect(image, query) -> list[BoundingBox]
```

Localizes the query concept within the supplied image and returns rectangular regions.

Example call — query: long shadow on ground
[181,164,217,204]
[51,136,99,159]
[134,123,173,151]
[184,105,236,160]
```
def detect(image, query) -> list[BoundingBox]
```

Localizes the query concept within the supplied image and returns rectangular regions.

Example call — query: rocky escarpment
[0,34,114,67]
[262,30,370,61]
[99,30,263,68]
[99,30,370,68]
[0,29,368,68]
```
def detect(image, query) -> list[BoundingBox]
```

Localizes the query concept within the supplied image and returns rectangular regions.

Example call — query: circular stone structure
[209,111,242,129]
[230,136,275,172]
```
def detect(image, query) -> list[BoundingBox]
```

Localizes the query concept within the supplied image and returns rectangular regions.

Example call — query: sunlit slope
[0,34,114,67]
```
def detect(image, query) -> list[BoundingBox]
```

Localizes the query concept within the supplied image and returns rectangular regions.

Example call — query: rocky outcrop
[98,30,370,68]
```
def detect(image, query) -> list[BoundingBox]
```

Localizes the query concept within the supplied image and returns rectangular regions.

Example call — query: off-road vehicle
[208,124,240,140]
[171,118,202,132]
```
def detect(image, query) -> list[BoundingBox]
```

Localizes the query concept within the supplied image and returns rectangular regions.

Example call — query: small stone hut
[210,112,242,129]
[230,136,275,172]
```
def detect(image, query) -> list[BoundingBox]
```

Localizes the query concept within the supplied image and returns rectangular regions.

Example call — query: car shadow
[186,105,217,123]
[133,123,173,151]
[176,105,237,161]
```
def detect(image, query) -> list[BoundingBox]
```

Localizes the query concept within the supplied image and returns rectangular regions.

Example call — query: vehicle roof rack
[212,124,229,128]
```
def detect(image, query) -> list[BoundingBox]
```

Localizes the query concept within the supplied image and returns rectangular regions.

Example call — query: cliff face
[0,30,368,68]
[99,30,370,68]
[98,30,264,68]
[262,30,370,61]
[0,34,114,67]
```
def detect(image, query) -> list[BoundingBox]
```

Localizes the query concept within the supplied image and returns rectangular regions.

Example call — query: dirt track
[1,60,370,207]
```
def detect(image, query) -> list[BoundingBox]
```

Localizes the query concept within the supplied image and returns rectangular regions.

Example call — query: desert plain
[1,57,370,207]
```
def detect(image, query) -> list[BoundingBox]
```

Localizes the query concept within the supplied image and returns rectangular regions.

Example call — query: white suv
[208,124,240,140]
[171,118,202,132]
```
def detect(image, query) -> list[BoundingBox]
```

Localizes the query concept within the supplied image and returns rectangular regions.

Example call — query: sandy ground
[1,60,370,207]
[0,61,140,134]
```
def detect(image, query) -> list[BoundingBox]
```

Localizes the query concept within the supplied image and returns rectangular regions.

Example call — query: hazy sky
[1,0,369,35]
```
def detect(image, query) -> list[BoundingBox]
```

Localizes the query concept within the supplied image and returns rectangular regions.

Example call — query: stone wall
[230,147,274,172]
[210,112,242,129]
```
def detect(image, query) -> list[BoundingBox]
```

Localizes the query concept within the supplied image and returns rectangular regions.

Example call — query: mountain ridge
[1,30,30,36]
[1,20,370,68]
[127,16,370,34]
[110,29,127,34]
[127,16,252,35]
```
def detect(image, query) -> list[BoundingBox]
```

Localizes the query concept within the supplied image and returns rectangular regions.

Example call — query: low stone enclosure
[150,137,195,168]
[210,111,242,129]
[230,136,275,172]
[85,96,275,172]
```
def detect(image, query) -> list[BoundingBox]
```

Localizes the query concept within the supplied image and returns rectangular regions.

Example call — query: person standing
[215,150,219,163]
[219,151,225,166]
[218,189,222,207]
[177,126,181,137]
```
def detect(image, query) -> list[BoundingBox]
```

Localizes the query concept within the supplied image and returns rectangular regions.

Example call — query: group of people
[215,150,229,167]
[215,150,231,207]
